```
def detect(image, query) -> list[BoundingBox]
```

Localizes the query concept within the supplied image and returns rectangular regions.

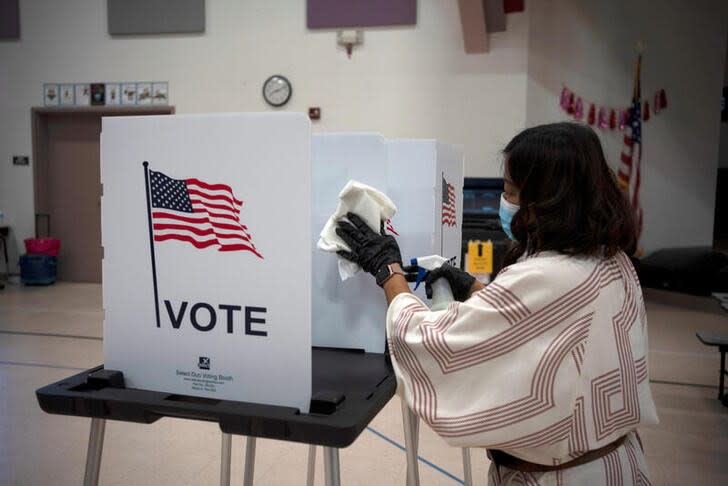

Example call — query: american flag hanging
[617,55,644,245]
[148,169,263,258]
[441,175,457,227]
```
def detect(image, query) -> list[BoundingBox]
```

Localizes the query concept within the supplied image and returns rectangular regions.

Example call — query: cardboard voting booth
[101,117,461,408]
[387,139,464,275]
[312,134,464,353]
[101,113,312,412]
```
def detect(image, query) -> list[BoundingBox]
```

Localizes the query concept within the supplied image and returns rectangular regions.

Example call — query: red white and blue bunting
[559,86,667,130]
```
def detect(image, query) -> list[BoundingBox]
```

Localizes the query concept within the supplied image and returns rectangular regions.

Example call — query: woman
[335,122,658,485]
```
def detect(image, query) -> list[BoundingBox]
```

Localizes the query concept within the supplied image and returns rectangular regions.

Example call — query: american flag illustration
[385,218,399,236]
[148,169,263,258]
[441,175,457,227]
[617,54,643,246]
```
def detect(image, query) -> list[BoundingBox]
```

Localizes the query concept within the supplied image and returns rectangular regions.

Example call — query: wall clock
[262,74,292,107]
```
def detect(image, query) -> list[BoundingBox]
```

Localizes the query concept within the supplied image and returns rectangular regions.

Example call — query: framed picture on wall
[137,82,152,105]
[60,84,75,105]
[152,82,168,104]
[43,84,59,106]
[90,83,106,105]
[121,83,137,104]
[105,83,121,105]
[75,84,91,105]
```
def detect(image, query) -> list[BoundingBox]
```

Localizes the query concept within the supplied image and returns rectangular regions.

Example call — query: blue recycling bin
[20,254,57,285]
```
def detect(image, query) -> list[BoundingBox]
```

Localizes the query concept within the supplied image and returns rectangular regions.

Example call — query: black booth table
[36,347,396,486]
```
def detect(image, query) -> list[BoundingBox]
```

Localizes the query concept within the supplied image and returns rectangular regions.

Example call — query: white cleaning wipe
[317,180,397,280]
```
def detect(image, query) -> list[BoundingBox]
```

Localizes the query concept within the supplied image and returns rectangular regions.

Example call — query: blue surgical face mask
[499,193,519,241]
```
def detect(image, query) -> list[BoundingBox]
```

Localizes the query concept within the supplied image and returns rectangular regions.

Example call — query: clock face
[262,75,292,107]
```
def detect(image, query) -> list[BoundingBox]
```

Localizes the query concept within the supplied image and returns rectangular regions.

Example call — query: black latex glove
[401,265,421,283]
[336,212,402,277]
[424,264,476,302]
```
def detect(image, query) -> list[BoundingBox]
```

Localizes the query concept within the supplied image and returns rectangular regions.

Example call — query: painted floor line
[649,378,717,389]
[0,360,87,371]
[0,330,102,341]
[366,426,465,484]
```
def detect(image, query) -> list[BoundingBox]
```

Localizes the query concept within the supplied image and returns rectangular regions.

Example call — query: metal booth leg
[220,433,232,486]
[461,448,473,486]
[400,401,420,486]
[243,436,257,486]
[83,418,107,486]
[323,447,341,486]
[307,445,317,486]
[719,348,726,400]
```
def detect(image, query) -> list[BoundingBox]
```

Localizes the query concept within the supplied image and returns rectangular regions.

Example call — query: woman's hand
[336,212,402,282]
[423,264,482,301]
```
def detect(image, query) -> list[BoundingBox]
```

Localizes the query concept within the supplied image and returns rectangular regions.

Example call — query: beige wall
[0,0,530,273]
[2,0,727,269]
[526,0,728,254]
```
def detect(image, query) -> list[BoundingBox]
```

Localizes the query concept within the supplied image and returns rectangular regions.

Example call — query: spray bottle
[410,255,455,311]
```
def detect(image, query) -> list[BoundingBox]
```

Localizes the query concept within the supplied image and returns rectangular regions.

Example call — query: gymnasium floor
[1,282,727,485]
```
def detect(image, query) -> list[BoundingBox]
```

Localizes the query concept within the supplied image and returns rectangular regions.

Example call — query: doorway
[32,106,174,282]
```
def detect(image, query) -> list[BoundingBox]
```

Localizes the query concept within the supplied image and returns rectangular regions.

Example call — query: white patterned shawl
[386,250,658,475]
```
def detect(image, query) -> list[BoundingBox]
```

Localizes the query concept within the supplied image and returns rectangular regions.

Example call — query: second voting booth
[312,133,463,353]
[64,113,465,484]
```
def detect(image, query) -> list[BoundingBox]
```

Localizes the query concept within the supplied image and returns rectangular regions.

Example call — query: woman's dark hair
[502,122,636,266]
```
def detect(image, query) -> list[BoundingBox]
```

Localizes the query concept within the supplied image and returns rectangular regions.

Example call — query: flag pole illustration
[143,162,263,327]
[143,161,162,327]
